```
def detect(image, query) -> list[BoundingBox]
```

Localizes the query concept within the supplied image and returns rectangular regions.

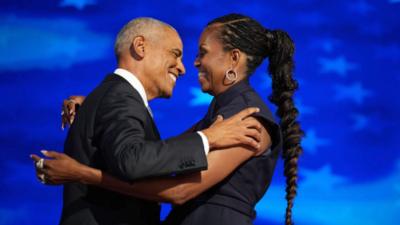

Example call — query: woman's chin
[198,78,210,92]
[198,84,209,92]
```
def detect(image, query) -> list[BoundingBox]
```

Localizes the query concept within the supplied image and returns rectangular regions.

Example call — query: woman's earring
[225,69,238,82]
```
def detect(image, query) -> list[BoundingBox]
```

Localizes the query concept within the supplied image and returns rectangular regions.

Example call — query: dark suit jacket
[60,74,208,225]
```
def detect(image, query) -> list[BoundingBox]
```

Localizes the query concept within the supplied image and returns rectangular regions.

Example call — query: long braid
[267,30,303,225]
[208,14,304,225]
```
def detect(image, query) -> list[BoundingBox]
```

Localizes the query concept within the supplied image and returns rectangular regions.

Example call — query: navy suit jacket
[164,80,282,225]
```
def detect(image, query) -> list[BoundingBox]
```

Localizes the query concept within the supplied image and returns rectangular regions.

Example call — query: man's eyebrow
[171,49,182,57]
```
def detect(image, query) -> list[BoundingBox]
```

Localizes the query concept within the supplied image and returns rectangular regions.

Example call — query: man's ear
[130,36,146,59]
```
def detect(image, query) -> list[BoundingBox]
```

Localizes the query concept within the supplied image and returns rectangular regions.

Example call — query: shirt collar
[114,68,149,107]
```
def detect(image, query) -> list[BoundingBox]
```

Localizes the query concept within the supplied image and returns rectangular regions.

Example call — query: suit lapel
[105,73,161,140]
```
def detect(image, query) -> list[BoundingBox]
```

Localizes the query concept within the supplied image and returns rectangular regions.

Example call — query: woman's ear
[130,36,145,59]
[231,49,241,68]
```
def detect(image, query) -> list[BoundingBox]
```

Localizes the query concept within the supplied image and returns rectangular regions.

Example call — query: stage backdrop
[1,1,399,225]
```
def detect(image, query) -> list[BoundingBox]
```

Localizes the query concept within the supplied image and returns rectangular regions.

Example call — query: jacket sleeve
[94,88,208,181]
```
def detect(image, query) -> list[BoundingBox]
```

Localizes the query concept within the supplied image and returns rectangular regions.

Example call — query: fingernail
[41,150,47,154]
[29,154,33,158]
[256,108,260,112]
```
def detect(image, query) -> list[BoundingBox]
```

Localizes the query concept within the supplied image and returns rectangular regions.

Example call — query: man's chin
[160,90,173,99]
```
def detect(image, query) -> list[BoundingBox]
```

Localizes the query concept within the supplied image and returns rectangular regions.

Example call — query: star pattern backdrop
[0,1,399,225]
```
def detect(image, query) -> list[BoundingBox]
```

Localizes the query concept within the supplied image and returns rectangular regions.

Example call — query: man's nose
[177,60,186,75]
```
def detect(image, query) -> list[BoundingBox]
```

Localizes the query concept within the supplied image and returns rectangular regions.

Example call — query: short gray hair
[114,17,175,56]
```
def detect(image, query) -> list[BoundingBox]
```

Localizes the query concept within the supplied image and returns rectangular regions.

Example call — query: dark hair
[208,14,304,225]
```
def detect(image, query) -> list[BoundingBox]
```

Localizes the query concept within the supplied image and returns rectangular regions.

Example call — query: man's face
[145,28,185,98]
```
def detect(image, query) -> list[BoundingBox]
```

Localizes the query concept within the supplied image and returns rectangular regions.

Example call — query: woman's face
[194,27,232,96]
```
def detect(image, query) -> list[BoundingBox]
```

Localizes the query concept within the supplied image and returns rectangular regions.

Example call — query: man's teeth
[198,72,206,77]
[169,73,176,82]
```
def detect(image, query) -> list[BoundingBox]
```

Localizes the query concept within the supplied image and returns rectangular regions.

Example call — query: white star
[302,129,330,154]
[319,56,358,77]
[312,38,340,53]
[59,0,96,10]
[334,82,372,105]
[301,165,347,192]
[189,87,212,106]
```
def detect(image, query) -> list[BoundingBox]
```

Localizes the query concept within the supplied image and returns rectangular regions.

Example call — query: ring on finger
[38,173,46,184]
[35,158,44,170]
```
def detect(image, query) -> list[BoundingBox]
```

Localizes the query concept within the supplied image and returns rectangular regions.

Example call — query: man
[34,18,261,225]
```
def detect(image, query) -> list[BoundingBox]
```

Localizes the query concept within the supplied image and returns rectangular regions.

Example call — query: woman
[33,14,303,225]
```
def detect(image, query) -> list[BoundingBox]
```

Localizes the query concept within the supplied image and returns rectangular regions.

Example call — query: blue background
[1,0,399,224]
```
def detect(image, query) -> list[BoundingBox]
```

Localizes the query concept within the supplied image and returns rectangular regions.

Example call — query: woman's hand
[61,95,86,130]
[30,150,85,185]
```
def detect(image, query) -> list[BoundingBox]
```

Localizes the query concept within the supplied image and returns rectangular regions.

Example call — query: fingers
[66,100,76,125]
[234,107,260,121]
[215,115,223,123]
[62,99,73,129]
[31,153,64,185]
[30,154,47,179]
[30,154,41,162]
[69,95,85,104]
[69,112,76,125]
[62,98,79,129]
[240,136,260,150]
[243,117,262,132]
[62,100,69,129]
[244,129,261,142]
[41,150,63,159]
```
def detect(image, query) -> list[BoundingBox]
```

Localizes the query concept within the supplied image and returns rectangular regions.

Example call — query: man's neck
[117,62,157,101]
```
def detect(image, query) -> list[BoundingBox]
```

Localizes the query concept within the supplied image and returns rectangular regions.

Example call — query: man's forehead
[165,31,183,49]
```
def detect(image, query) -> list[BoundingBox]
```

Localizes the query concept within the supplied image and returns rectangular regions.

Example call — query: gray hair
[114,17,175,56]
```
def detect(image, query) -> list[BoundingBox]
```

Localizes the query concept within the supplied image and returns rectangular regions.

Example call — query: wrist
[201,128,215,149]
[76,164,95,184]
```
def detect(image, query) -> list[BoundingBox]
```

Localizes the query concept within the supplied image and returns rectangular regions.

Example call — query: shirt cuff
[196,131,209,155]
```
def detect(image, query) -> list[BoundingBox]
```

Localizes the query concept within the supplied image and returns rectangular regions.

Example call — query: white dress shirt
[114,68,209,155]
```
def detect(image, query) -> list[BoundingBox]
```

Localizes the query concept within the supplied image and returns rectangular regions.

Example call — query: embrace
[31,13,303,225]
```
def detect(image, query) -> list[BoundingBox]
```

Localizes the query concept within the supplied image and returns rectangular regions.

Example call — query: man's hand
[30,150,84,185]
[61,95,86,130]
[202,107,263,151]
